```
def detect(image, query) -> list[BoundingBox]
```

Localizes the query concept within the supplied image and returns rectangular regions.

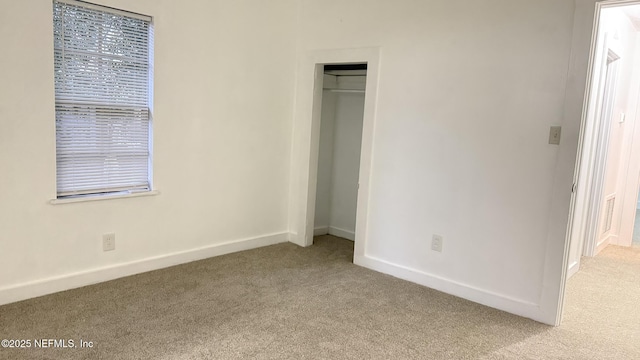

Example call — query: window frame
[52,0,155,202]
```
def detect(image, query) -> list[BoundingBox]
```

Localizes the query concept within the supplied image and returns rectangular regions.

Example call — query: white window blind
[53,0,153,198]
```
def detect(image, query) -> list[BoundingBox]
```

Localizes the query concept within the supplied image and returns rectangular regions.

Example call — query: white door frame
[584,50,620,257]
[571,42,621,276]
[288,47,380,263]
[559,0,638,324]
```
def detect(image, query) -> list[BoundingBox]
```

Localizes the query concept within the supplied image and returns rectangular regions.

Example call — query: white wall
[291,0,598,325]
[0,0,297,304]
[329,91,365,239]
[315,75,366,240]
[314,89,337,231]
[614,15,640,248]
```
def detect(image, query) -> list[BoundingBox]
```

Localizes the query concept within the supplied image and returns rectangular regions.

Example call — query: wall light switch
[549,126,561,145]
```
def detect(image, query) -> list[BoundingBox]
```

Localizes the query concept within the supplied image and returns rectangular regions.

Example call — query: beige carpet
[0,235,638,359]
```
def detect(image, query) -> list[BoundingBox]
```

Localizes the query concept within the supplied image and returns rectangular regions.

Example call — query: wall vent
[603,196,615,234]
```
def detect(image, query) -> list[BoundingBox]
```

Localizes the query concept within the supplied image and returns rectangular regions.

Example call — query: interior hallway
[0,236,638,359]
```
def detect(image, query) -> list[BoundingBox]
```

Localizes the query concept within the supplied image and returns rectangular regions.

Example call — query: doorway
[313,64,367,243]
[563,0,640,319]
[288,47,380,266]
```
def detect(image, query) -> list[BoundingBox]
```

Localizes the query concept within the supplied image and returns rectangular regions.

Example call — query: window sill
[50,190,160,205]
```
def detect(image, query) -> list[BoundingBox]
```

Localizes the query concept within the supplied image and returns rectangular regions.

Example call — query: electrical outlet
[431,234,443,253]
[103,233,115,252]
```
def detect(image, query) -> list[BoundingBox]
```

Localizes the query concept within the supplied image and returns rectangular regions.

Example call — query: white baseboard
[354,254,545,324]
[0,232,288,306]
[328,226,355,241]
[314,226,329,236]
[313,226,355,241]
[567,259,580,279]
[595,236,612,255]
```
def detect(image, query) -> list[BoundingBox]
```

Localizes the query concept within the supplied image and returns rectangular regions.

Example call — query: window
[53,0,153,199]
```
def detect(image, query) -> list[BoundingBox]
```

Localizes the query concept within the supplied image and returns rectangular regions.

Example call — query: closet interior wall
[314,70,367,241]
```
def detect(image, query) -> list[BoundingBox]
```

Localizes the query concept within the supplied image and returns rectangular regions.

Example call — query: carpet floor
[0,235,638,359]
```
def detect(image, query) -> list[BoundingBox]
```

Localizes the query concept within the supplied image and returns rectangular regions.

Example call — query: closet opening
[313,63,367,244]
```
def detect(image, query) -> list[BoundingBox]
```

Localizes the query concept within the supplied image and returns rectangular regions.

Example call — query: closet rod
[326,89,365,94]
